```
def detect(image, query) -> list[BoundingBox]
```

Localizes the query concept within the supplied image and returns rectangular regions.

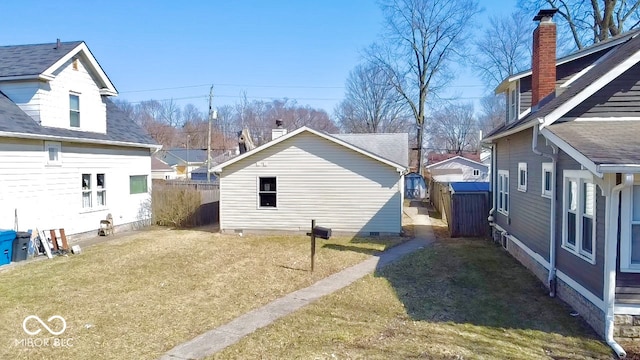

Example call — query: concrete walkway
[160,204,435,360]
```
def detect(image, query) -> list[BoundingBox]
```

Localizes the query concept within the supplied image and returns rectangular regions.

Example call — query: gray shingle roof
[547,121,640,165]
[0,41,83,78]
[332,133,409,167]
[158,149,208,165]
[0,91,157,146]
[486,31,640,139]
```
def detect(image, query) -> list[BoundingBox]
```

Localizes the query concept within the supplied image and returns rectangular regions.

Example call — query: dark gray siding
[554,151,605,300]
[494,129,552,261]
[520,77,532,112]
[566,62,640,118]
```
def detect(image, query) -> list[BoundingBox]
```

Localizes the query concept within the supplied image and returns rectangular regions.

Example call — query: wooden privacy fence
[430,180,490,238]
[152,180,220,227]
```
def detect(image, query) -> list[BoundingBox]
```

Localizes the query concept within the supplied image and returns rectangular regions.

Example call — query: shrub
[152,185,201,228]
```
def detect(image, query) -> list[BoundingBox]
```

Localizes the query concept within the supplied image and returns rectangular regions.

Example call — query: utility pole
[207,85,214,182]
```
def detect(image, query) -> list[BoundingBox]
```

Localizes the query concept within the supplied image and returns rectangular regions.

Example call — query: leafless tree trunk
[368,0,481,174]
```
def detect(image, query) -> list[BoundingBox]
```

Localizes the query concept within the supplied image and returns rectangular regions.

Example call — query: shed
[405,172,427,199]
[444,182,490,238]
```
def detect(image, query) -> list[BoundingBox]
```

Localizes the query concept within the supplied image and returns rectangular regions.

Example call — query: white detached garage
[211,127,408,235]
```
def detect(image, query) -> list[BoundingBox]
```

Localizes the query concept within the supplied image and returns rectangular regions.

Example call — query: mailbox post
[308,219,331,272]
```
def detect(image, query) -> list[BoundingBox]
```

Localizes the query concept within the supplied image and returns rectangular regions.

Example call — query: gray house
[484,10,640,357]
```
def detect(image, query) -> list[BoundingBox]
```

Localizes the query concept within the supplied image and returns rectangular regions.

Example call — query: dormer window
[69,93,80,127]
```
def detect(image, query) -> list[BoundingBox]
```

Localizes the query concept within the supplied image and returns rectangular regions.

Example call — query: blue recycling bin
[0,229,16,266]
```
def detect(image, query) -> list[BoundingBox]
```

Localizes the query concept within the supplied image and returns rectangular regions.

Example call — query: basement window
[258,177,277,208]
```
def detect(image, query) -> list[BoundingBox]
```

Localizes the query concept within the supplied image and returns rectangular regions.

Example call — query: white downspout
[604,173,633,359]
[532,124,558,297]
[488,144,497,224]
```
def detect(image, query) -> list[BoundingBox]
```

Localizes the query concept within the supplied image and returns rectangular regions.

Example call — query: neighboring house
[483,9,640,355]
[425,155,489,183]
[211,126,408,235]
[0,40,159,237]
[151,157,176,180]
[156,148,208,179]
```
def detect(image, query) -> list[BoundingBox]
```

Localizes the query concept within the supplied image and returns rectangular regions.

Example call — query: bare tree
[478,94,506,134]
[518,0,640,50]
[473,11,534,89]
[335,63,412,133]
[368,0,481,174]
[427,102,479,154]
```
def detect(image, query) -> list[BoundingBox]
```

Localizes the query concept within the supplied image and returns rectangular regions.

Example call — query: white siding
[0,138,151,235]
[220,132,402,234]
[43,58,106,132]
[0,58,107,133]
[429,159,489,181]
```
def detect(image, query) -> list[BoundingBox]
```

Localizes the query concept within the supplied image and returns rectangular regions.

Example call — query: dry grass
[213,211,615,360]
[0,228,405,360]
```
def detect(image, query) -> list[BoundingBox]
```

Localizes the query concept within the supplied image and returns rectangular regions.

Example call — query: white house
[0,40,159,237]
[426,155,489,183]
[211,127,408,235]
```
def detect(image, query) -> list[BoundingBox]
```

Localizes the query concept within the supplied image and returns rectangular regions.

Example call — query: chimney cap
[533,8,558,22]
[275,119,283,128]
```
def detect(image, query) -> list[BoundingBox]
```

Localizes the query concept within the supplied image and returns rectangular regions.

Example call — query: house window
[473,169,480,177]
[130,175,148,194]
[562,170,596,263]
[620,183,640,272]
[498,170,509,216]
[44,141,62,165]
[82,173,92,208]
[258,177,277,208]
[70,94,80,127]
[518,162,527,192]
[542,162,553,198]
[97,174,106,206]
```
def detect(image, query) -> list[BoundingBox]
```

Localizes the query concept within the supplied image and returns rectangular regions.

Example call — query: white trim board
[615,304,640,315]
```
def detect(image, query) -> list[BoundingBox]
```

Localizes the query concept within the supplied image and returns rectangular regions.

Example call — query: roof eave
[0,130,161,150]
[482,121,537,142]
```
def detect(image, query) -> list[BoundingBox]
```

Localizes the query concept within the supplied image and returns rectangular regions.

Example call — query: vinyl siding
[219,132,402,234]
[0,82,43,123]
[554,150,605,300]
[565,62,640,118]
[0,138,151,235]
[494,129,553,260]
[428,158,488,182]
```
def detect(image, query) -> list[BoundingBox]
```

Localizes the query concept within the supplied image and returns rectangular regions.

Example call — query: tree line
[116,0,640,169]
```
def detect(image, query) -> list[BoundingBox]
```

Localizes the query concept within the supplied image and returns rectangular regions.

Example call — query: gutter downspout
[532,123,558,297]
[487,143,497,225]
[604,173,633,359]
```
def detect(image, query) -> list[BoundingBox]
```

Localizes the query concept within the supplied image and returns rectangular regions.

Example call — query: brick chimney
[532,9,558,107]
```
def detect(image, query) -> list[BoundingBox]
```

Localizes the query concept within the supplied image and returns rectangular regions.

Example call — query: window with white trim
[70,93,80,127]
[562,171,596,263]
[45,141,61,165]
[97,174,106,206]
[620,183,640,272]
[130,175,148,194]
[542,162,553,198]
[498,170,509,215]
[517,162,527,192]
[82,173,92,208]
[258,177,277,208]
